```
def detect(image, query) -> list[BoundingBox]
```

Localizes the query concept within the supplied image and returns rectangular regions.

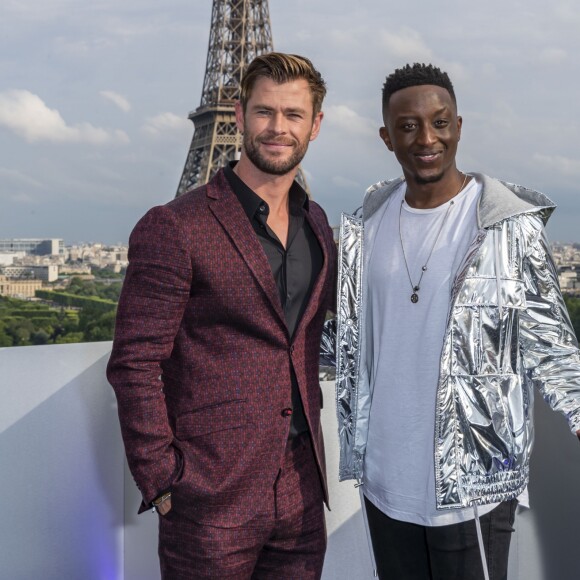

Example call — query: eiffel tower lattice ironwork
[176,0,308,197]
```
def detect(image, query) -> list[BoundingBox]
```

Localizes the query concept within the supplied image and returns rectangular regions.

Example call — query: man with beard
[107,53,336,579]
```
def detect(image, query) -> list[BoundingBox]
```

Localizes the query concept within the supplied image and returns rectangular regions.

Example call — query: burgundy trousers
[158,432,327,579]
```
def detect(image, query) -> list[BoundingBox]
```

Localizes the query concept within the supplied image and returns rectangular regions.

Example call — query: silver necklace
[398,174,468,304]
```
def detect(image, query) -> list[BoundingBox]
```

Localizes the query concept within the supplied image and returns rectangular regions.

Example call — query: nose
[416,123,437,146]
[269,112,287,134]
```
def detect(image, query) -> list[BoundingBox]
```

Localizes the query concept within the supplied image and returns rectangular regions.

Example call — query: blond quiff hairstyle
[240,52,326,116]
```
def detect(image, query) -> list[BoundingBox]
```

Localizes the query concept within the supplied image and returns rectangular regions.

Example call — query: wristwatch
[151,491,172,512]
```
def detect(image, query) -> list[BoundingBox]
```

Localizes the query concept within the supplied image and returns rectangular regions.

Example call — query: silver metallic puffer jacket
[331,173,580,510]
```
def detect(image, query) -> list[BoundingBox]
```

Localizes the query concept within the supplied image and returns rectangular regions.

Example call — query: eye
[434,119,449,128]
[401,122,416,131]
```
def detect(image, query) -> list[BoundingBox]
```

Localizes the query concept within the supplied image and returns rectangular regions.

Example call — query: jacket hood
[361,173,556,228]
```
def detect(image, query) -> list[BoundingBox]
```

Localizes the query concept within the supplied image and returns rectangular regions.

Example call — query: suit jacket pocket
[175,398,249,439]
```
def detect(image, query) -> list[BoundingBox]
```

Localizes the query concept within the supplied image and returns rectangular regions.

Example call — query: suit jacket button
[281,408,293,417]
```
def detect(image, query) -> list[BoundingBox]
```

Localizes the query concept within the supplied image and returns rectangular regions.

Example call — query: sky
[1,0,579,244]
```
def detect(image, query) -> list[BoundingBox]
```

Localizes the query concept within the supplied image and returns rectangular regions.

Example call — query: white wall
[1,342,579,579]
[0,342,124,580]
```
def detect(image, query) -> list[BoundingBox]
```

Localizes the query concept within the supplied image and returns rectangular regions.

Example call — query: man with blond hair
[108,52,336,579]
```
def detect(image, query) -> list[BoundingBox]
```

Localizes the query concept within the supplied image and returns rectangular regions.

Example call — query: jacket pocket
[452,277,525,376]
[175,398,249,439]
[455,277,526,309]
[453,374,524,474]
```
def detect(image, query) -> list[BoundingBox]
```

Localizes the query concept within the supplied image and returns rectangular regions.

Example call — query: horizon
[1,1,579,244]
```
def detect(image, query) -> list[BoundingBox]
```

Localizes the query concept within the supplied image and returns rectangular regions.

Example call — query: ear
[235,101,245,133]
[379,126,394,151]
[457,115,462,141]
[309,111,324,142]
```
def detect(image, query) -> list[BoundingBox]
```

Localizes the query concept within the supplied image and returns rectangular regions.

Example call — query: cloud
[324,105,377,137]
[0,167,43,188]
[553,0,580,25]
[332,175,362,189]
[378,28,434,62]
[538,47,567,65]
[9,192,36,204]
[533,153,580,177]
[1,0,70,21]
[0,90,129,144]
[100,90,131,112]
[300,167,313,183]
[327,26,366,50]
[142,112,191,136]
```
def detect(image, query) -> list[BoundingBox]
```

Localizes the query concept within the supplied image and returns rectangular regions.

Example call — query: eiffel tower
[176,0,308,197]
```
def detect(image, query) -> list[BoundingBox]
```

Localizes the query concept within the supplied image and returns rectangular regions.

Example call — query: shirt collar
[224,162,309,222]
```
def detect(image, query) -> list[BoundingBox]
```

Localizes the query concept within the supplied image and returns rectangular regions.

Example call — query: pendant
[411,293,419,303]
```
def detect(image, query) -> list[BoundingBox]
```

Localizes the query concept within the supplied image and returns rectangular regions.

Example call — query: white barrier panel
[1,342,579,579]
[0,342,124,580]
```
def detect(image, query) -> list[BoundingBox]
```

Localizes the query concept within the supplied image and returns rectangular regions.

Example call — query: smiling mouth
[415,151,441,163]
[261,140,294,148]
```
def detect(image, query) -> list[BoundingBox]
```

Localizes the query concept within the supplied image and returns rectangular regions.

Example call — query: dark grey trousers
[364,496,517,580]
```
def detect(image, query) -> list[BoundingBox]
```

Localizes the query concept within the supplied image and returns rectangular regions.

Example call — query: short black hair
[382,63,456,112]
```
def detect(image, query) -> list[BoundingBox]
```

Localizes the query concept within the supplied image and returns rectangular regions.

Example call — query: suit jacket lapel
[207,171,286,324]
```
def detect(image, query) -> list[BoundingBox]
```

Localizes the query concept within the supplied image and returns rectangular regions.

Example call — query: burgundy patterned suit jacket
[107,169,336,527]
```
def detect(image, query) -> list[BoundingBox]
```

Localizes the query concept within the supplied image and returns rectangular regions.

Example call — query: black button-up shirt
[224,163,323,436]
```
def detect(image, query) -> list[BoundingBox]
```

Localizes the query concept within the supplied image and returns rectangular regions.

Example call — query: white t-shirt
[363,176,514,526]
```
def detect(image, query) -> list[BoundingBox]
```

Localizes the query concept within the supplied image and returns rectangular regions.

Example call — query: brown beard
[243,132,309,176]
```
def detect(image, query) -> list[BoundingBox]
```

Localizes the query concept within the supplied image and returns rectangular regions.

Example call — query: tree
[55,332,85,344]
[564,296,580,338]
[6,318,35,346]
[31,330,50,345]
[82,309,117,342]
[0,321,13,347]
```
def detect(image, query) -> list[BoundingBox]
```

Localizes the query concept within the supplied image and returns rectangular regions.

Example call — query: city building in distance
[0,238,64,256]
[0,237,579,298]
[553,242,580,295]
[0,238,128,298]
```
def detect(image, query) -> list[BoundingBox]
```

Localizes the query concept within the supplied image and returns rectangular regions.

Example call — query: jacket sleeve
[319,317,337,376]
[107,205,192,507]
[312,202,338,374]
[519,215,580,433]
